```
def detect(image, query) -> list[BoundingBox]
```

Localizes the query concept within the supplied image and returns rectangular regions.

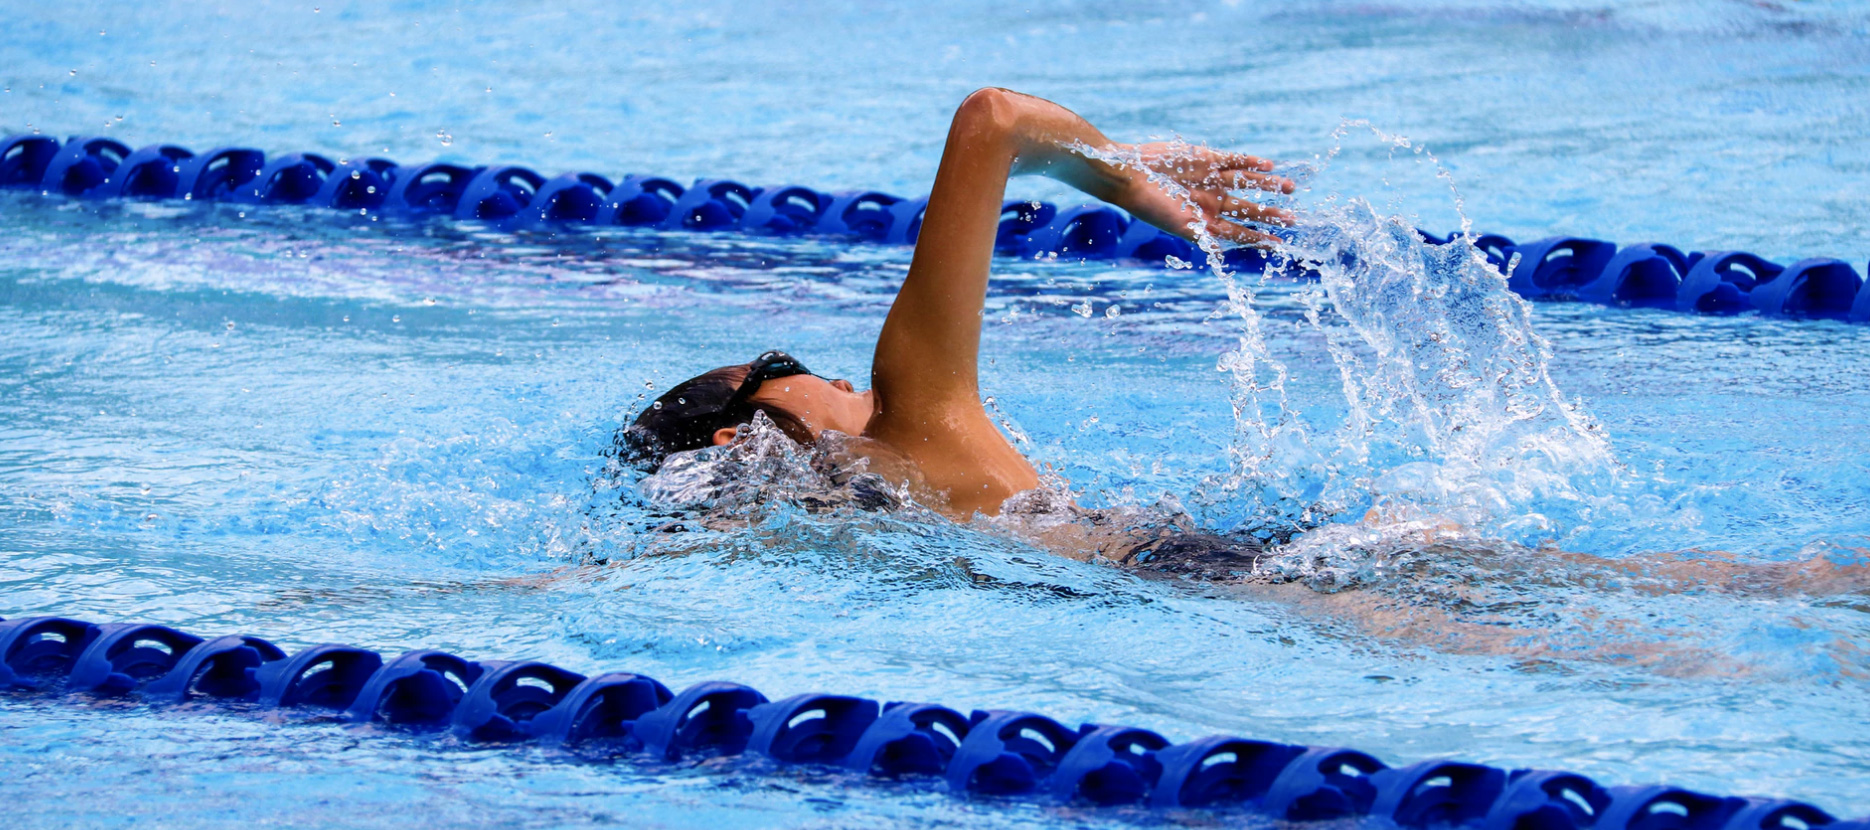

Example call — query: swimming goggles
[721,350,818,413]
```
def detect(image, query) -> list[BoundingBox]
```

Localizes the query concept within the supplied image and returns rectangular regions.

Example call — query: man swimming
[624,88,1294,521]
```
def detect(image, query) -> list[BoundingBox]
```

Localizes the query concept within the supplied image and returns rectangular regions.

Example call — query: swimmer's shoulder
[852,419,1039,517]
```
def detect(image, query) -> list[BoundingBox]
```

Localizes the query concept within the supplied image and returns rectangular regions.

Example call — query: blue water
[3,1,1870,826]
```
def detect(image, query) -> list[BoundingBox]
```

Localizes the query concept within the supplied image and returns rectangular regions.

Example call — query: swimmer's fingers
[1216,168,1295,194]
[1115,149,1289,251]
[1184,186,1286,247]
[1210,151,1276,172]
[1217,193,1294,227]
[1148,145,1268,171]
[1152,147,1292,193]
[1193,151,1292,194]
[1203,215,1281,249]
[1184,187,1292,231]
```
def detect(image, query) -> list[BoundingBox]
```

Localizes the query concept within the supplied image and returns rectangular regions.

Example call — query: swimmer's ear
[712,426,738,446]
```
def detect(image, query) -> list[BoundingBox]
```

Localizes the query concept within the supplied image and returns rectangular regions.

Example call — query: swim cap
[620,351,816,469]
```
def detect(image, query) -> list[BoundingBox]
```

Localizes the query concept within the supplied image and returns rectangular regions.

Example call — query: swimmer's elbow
[953,87,1023,140]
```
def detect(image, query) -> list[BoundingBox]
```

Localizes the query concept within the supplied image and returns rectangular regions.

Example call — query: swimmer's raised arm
[874,89,1293,415]
[860,88,1291,514]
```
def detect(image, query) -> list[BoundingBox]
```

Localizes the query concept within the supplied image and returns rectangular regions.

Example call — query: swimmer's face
[705,369,875,447]
[750,374,875,439]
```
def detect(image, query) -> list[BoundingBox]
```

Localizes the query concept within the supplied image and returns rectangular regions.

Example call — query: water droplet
[342,315,351,322]
[1105,304,1122,318]
[313,6,321,11]
[224,320,236,330]
[677,398,686,405]
[150,61,156,67]
[1071,300,1094,318]
[350,170,362,180]
[237,211,246,218]
[653,401,664,410]
[392,315,401,323]
[69,69,77,76]
[365,185,376,194]
[332,118,341,126]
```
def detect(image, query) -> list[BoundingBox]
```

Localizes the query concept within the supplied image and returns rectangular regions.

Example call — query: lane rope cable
[2,613,1864,824]
[4,133,1867,323]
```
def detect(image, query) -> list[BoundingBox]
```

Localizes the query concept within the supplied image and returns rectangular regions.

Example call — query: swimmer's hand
[1109,143,1295,249]
[982,89,1293,248]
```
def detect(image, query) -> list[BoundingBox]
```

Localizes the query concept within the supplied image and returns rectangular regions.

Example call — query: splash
[1282,196,1619,524]
[1077,126,1624,582]
[624,412,909,516]
[600,128,1629,587]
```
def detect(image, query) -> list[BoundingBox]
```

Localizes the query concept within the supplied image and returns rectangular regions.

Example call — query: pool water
[3,1,1869,826]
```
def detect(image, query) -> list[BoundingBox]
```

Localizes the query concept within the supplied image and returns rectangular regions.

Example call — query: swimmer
[616,90,1869,608]
[624,88,1294,525]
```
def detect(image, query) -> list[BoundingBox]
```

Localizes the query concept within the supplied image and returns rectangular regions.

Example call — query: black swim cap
[619,351,816,469]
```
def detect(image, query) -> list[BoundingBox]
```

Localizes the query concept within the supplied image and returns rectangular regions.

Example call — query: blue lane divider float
[1472,231,1869,322]
[2,614,1865,824]
[3,132,1868,324]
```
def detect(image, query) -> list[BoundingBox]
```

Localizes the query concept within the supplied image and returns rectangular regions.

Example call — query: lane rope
[1,614,1862,824]
[4,133,1867,323]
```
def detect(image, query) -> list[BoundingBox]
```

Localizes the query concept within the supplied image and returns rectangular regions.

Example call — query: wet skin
[711,374,874,441]
[709,88,1294,517]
